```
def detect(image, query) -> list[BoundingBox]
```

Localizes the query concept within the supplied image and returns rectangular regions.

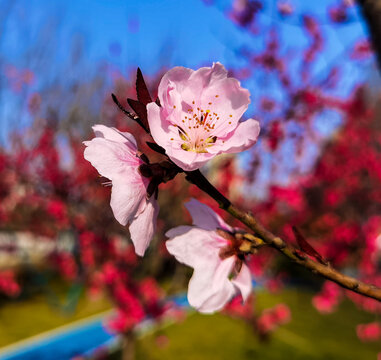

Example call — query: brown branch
[357,0,381,72]
[185,169,381,302]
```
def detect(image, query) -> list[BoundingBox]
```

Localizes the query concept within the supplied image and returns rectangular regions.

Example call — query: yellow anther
[181,143,190,151]
[205,136,217,144]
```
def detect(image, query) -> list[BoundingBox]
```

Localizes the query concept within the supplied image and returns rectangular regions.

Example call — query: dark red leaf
[292,226,327,265]
[138,164,152,178]
[138,153,150,164]
[127,98,149,132]
[111,94,149,133]
[136,68,152,105]
[111,94,136,120]
[146,178,159,198]
[146,141,166,155]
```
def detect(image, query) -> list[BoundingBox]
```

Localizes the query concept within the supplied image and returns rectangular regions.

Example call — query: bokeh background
[0,0,380,359]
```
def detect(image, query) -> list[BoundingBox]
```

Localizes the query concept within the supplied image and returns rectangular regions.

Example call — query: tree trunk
[357,0,381,71]
[121,331,136,360]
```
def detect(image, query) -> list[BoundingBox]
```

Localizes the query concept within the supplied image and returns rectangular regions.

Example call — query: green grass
[0,287,379,359]
[0,283,112,347]
[135,290,380,360]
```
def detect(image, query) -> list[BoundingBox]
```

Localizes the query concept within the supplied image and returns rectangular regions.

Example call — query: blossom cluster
[356,322,381,342]
[84,63,260,313]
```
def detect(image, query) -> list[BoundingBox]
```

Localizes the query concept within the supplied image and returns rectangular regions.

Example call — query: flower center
[171,98,233,153]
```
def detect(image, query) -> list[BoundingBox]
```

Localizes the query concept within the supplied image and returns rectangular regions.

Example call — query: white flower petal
[232,263,252,302]
[129,199,159,256]
[188,257,236,313]
[185,198,232,232]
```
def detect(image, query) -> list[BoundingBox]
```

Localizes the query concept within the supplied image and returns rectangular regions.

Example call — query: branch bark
[121,331,136,360]
[186,170,381,302]
[357,0,381,71]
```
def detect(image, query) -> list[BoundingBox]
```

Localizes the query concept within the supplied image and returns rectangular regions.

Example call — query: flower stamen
[179,104,220,153]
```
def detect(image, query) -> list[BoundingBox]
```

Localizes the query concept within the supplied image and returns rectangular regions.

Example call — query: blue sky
[0,0,374,166]
[0,0,369,84]
[0,0,245,142]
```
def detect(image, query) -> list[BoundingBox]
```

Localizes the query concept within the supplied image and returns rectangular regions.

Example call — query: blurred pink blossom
[0,271,20,297]
[257,303,291,334]
[350,40,372,61]
[356,322,381,342]
[107,309,143,333]
[224,295,254,318]
[312,281,341,314]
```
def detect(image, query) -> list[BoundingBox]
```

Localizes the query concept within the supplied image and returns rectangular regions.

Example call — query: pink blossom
[0,271,20,297]
[107,309,141,334]
[224,295,254,319]
[272,303,291,324]
[53,252,77,280]
[356,322,381,342]
[147,63,260,171]
[83,125,159,256]
[257,304,291,334]
[166,199,252,313]
[312,281,341,314]
[350,40,372,61]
